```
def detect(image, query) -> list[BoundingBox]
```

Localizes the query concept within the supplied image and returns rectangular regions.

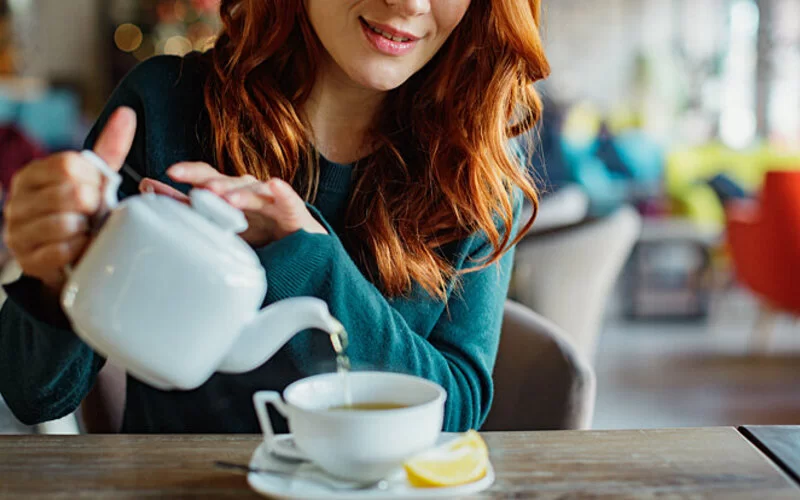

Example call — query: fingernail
[227,193,241,203]
[269,179,287,193]
[119,107,137,122]
[168,165,184,176]
[257,184,274,197]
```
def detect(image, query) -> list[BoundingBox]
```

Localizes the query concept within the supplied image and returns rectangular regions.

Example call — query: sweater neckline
[317,153,355,194]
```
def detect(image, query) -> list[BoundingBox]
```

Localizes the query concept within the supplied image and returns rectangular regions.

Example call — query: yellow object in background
[562,101,602,147]
[665,142,800,226]
[404,430,489,488]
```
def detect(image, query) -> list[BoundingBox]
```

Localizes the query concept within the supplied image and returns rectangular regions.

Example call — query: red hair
[204,0,550,299]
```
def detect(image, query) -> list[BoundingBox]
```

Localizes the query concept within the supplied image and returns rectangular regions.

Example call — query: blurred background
[1,0,799,433]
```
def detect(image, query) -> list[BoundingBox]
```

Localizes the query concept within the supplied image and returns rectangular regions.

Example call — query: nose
[385,0,430,16]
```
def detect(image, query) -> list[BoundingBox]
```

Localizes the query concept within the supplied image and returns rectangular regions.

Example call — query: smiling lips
[359,17,420,56]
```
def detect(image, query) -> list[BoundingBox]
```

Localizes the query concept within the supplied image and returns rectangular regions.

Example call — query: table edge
[738,426,800,488]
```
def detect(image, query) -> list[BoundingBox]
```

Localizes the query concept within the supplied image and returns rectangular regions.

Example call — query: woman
[0,0,549,433]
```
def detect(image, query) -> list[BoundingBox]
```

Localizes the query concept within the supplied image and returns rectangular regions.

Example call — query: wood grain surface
[1,428,797,498]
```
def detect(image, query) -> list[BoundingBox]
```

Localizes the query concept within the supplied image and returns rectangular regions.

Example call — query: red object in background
[0,125,44,197]
[725,170,800,314]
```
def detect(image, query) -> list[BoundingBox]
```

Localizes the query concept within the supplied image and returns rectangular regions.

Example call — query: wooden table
[740,426,800,487]
[1,428,798,498]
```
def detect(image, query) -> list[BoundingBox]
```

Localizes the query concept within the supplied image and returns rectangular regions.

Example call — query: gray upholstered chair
[80,363,126,433]
[0,259,120,434]
[0,260,81,434]
[482,300,596,431]
[512,205,641,362]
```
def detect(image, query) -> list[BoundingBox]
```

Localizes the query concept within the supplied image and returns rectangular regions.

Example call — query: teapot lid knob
[190,189,249,233]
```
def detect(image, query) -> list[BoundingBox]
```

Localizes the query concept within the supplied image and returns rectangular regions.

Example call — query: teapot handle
[62,152,123,278]
[80,150,122,211]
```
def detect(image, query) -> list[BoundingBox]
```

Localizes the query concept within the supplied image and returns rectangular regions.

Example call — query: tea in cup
[252,371,446,482]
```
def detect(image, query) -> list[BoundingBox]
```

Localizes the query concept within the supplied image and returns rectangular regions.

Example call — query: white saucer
[247,433,496,499]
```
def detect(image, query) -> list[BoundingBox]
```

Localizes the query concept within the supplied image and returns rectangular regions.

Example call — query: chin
[349,65,412,92]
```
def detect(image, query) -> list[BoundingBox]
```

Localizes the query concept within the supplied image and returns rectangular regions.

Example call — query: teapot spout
[217,297,343,374]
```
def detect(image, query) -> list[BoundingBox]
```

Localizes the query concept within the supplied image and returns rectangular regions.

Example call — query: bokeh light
[173,0,188,22]
[163,35,193,56]
[114,23,144,53]
[133,37,156,61]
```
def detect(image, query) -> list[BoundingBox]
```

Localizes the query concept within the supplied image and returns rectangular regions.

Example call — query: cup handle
[252,391,290,451]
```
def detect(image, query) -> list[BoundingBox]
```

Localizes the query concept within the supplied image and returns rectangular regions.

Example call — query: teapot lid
[133,190,262,275]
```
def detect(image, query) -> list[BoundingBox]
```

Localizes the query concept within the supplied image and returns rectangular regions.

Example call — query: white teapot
[61,151,343,391]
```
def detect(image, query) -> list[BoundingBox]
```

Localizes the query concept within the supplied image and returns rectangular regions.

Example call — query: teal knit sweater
[0,54,521,433]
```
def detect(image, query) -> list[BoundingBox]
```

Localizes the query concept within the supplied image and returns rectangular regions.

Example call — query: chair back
[80,363,126,433]
[513,205,641,361]
[726,170,800,313]
[483,301,596,431]
[760,170,800,260]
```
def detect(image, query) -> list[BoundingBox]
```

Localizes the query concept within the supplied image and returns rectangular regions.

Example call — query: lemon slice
[404,430,489,488]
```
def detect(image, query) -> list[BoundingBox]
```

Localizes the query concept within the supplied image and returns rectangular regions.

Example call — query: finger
[225,179,303,212]
[224,188,273,213]
[139,178,190,204]
[225,179,325,237]
[224,181,301,221]
[11,153,102,194]
[4,182,102,223]
[93,107,137,171]
[5,213,90,255]
[17,234,89,276]
[260,179,326,235]
[166,162,223,184]
[265,178,305,212]
[205,175,259,196]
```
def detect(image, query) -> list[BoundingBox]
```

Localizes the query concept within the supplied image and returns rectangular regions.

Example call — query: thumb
[92,107,137,171]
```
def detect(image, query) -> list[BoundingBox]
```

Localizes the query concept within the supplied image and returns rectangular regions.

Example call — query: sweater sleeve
[255,197,522,432]
[0,278,105,425]
[0,59,154,426]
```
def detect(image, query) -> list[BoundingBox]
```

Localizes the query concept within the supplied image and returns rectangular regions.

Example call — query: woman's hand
[139,162,327,247]
[2,107,137,294]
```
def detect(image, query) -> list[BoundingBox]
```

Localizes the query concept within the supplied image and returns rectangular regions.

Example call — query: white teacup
[252,371,446,482]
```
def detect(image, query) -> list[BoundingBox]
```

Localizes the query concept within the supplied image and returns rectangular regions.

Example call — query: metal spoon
[121,163,144,184]
[214,461,390,491]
